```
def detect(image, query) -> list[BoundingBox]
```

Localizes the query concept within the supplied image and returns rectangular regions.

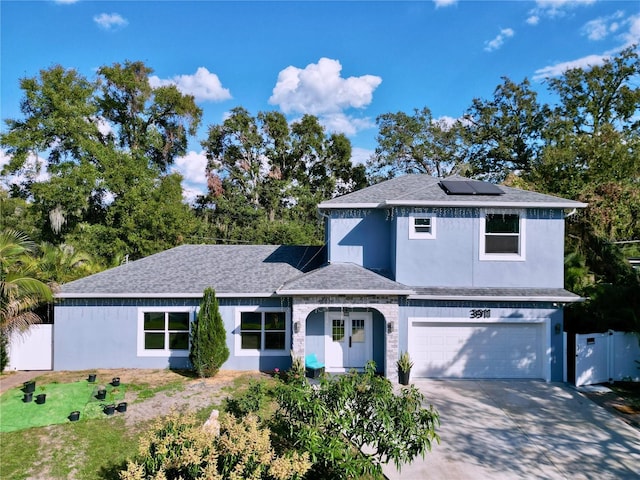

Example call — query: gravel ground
[121,371,267,426]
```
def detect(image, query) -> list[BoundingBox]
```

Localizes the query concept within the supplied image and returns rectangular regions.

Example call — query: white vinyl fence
[6,324,53,371]
[574,330,640,387]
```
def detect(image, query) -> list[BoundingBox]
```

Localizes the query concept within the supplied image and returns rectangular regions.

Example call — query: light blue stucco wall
[326,207,565,288]
[398,300,565,381]
[389,215,398,279]
[54,297,293,372]
[328,210,391,272]
[394,208,565,288]
[394,208,473,287]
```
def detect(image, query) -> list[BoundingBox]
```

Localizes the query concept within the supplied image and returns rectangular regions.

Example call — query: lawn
[0,369,262,480]
[0,378,126,432]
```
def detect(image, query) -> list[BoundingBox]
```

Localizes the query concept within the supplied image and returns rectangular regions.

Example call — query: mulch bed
[582,388,640,430]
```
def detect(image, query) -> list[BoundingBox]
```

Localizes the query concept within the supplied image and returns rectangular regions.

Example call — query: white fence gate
[574,330,640,387]
[7,324,53,371]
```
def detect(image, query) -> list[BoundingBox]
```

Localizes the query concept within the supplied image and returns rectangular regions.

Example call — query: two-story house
[54,174,586,381]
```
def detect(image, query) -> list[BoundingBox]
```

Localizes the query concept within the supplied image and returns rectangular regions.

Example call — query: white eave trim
[384,200,587,209]
[320,201,587,209]
[56,292,278,299]
[408,294,585,303]
[318,202,382,209]
[277,289,414,296]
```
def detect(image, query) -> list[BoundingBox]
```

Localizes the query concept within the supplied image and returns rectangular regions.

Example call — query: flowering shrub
[120,411,310,480]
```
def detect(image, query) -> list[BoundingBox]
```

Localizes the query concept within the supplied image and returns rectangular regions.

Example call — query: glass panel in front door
[332,319,345,342]
[351,318,365,343]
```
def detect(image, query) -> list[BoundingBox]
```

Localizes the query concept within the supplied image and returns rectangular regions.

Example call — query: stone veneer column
[290,296,400,382]
[291,301,315,360]
[374,302,399,382]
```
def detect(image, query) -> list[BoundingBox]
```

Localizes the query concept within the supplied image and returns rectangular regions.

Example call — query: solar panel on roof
[439,180,476,194]
[439,180,504,195]
[468,181,504,195]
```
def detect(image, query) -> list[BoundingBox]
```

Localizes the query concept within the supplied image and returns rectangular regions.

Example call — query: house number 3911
[469,309,491,319]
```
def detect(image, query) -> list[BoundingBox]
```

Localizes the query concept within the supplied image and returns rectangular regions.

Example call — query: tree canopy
[198,107,366,245]
[368,107,469,181]
[1,61,203,260]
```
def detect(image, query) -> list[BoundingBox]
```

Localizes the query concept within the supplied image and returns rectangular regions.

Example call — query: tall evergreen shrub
[190,288,229,377]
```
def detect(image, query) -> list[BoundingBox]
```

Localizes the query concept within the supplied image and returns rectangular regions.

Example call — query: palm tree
[0,230,53,337]
[36,242,99,284]
[564,250,592,294]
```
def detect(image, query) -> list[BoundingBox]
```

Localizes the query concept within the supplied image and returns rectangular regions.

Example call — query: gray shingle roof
[58,245,325,298]
[319,174,587,209]
[410,287,583,302]
[58,244,582,302]
[278,263,414,295]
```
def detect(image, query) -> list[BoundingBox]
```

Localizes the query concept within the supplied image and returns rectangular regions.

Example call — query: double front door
[324,312,372,371]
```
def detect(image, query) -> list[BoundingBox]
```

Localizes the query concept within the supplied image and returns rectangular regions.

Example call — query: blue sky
[1,0,639,200]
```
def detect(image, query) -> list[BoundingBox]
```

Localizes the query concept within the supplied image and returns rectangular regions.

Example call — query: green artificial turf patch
[0,380,126,432]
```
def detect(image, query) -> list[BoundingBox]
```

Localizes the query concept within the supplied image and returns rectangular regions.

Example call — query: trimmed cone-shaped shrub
[190,288,229,378]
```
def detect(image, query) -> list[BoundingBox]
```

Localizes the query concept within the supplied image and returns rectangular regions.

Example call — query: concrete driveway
[383,380,640,480]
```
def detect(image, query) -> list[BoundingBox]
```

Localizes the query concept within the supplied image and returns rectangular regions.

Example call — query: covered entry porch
[290,296,399,380]
[277,262,413,380]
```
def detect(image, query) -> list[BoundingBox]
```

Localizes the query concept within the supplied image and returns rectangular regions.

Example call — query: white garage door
[409,321,544,379]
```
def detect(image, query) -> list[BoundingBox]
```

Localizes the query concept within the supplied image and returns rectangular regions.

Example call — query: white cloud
[350,147,374,166]
[484,28,515,52]
[93,13,128,30]
[621,14,640,47]
[582,11,624,41]
[526,15,540,26]
[269,58,381,136]
[0,149,11,173]
[534,0,595,16]
[535,0,595,7]
[583,19,608,40]
[434,115,460,129]
[171,150,208,201]
[54,0,79,4]
[320,113,376,136]
[93,116,114,137]
[533,54,608,80]
[149,67,232,102]
[270,58,382,116]
[0,149,50,189]
[527,0,595,24]
[180,186,204,204]
[533,12,640,81]
[433,0,456,8]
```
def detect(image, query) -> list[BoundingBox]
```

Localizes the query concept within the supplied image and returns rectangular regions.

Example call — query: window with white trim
[480,211,526,261]
[409,214,436,239]
[235,307,289,356]
[138,308,192,357]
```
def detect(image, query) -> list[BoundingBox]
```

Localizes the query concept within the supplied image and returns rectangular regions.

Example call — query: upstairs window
[485,214,519,253]
[409,215,436,239]
[480,211,526,261]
